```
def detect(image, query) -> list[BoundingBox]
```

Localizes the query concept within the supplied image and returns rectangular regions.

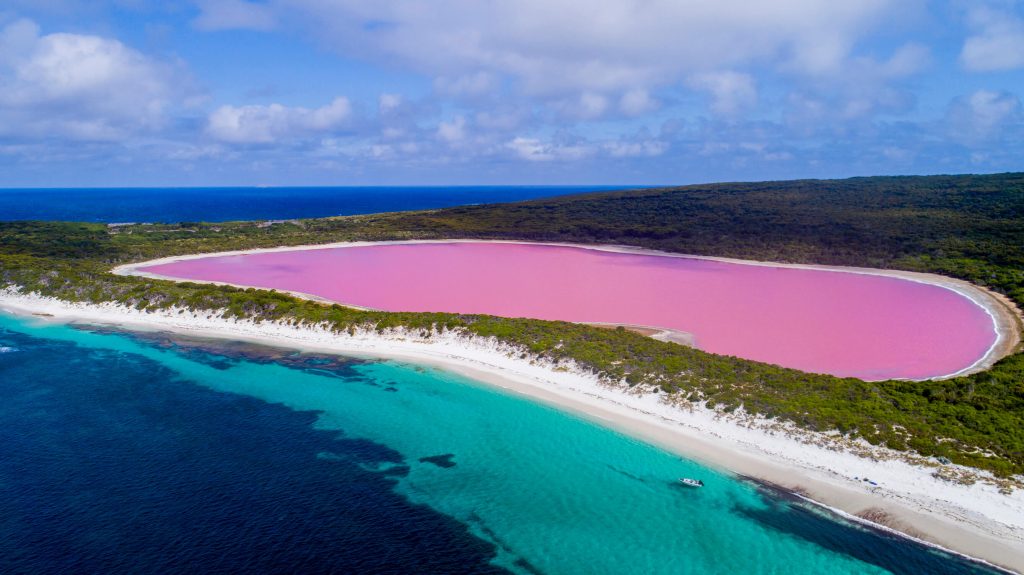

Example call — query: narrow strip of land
[1,289,1022,572]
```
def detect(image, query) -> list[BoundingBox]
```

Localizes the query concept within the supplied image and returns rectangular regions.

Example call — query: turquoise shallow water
[0,313,1003,574]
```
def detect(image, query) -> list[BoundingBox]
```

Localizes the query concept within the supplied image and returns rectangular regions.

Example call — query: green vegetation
[1,173,1023,476]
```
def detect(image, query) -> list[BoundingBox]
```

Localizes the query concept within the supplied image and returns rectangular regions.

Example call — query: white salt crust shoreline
[113,239,1023,381]
[1,290,1022,572]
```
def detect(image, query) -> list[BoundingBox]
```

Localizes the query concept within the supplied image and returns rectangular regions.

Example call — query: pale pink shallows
[143,242,996,380]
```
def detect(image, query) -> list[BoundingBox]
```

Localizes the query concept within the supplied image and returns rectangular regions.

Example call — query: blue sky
[1,0,1022,186]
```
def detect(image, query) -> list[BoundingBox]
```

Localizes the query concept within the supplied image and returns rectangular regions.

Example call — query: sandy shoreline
[1,289,1022,572]
[114,239,1023,381]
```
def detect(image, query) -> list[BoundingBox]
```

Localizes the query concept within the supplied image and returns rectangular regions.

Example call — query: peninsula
[2,173,1024,571]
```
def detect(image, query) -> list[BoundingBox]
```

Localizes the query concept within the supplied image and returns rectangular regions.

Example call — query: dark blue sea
[0,186,627,223]
[0,315,1005,574]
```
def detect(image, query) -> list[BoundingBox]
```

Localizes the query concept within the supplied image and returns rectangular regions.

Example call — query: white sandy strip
[1,289,1022,572]
[113,239,1022,381]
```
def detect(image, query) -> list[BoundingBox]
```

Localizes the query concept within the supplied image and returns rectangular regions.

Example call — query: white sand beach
[1,287,1022,572]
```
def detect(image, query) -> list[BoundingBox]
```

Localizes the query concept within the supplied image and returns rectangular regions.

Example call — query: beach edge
[1,289,1022,573]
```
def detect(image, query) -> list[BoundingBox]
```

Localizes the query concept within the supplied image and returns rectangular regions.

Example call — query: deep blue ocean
[0,314,1005,574]
[0,186,627,223]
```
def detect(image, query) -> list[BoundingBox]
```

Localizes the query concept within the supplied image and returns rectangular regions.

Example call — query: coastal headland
[3,174,1024,571]
[3,239,1024,570]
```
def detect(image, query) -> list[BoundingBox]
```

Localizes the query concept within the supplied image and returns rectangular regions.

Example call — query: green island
[2,173,1023,476]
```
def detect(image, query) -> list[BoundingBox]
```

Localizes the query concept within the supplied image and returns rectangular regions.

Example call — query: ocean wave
[0,346,17,353]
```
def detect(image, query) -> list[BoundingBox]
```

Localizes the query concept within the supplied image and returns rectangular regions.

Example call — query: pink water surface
[143,242,997,380]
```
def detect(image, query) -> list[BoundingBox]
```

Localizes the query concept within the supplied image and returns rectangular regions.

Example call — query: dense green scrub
[2,173,1023,477]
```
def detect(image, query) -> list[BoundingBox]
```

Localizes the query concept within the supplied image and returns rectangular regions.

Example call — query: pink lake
[142,242,997,380]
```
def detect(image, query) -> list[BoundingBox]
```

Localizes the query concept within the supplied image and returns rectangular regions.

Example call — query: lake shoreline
[114,239,1023,381]
[2,289,1022,572]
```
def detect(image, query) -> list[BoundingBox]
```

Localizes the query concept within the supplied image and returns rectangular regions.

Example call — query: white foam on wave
[0,346,17,353]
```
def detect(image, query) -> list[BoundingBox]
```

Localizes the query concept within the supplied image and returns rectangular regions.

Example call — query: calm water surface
[144,242,996,380]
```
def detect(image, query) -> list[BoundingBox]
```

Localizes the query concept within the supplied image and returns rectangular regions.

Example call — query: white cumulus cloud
[946,90,1022,143]
[960,7,1024,72]
[378,93,402,114]
[436,115,467,144]
[207,97,352,143]
[619,89,658,116]
[687,71,758,117]
[0,18,188,141]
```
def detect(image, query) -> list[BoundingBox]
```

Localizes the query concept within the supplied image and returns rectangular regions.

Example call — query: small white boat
[679,478,704,488]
